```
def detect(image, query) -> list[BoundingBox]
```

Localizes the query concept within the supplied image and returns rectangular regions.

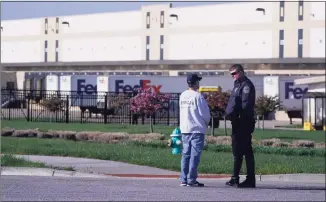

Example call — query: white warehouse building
[1,1,325,63]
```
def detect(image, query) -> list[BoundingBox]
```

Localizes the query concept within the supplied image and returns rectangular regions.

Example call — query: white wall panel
[60,36,141,62]
[310,2,326,20]
[60,11,141,34]
[310,28,325,57]
[1,41,42,63]
[167,30,272,60]
[1,19,42,37]
[169,2,273,28]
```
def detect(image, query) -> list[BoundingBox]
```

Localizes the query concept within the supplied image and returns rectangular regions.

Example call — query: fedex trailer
[108,75,265,95]
[59,75,108,107]
[24,73,59,92]
[264,76,309,111]
[23,73,59,102]
[59,75,97,107]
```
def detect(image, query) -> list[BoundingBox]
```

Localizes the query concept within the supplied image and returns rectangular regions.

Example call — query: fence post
[167,101,170,126]
[27,97,30,122]
[66,95,69,123]
[8,90,11,120]
[104,93,108,124]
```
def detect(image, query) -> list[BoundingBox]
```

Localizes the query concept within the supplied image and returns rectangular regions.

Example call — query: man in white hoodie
[179,73,211,187]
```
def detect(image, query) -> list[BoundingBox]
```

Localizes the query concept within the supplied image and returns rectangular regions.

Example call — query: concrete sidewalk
[2,155,324,184]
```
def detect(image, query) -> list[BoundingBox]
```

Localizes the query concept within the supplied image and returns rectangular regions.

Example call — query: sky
[1,1,232,20]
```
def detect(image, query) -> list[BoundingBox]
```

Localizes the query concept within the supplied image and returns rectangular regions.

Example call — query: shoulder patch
[243,86,250,94]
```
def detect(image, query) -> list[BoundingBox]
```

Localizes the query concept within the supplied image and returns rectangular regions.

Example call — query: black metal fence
[1,89,180,126]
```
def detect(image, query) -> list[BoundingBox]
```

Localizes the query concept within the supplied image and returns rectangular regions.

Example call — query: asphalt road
[1,176,325,201]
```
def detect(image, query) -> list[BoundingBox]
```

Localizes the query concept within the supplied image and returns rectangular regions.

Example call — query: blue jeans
[180,133,205,184]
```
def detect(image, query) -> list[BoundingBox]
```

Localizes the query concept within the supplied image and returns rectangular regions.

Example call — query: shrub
[75,131,103,141]
[293,140,315,148]
[255,95,281,119]
[205,91,231,113]
[259,138,281,147]
[95,132,129,144]
[12,129,38,137]
[206,136,232,145]
[1,128,15,136]
[40,96,66,122]
[37,130,60,138]
[204,91,231,135]
[41,97,65,112]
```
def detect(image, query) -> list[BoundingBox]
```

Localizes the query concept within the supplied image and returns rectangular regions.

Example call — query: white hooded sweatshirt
[179,89,211,134]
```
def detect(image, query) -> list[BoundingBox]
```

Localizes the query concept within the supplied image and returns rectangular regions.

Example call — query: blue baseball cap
[187,73,202,84]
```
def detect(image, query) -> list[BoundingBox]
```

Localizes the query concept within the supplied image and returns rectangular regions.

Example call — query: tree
[255,95,281,130]
[204,91,231,136]
[40,95,65,122]
[107,93,131,123]
[130,88,171,132]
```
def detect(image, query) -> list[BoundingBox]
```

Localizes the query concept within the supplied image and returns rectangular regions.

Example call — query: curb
[106,174,231,179]
[260,174,326,183]
[1,167,325,184]
[0,167,114,179]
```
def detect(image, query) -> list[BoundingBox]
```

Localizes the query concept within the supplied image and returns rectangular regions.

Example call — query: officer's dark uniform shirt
[225,76,256,122]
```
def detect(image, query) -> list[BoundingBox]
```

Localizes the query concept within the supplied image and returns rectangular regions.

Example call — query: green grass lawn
[1,137,325,174]
[1,154,48,168]
[274,124,302,129]
[2,120,325,143]
[1,153,75,171]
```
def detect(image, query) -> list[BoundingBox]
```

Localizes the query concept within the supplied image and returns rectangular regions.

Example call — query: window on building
[45,18,48,34]
[56,40,59,62]
[44,40,48,62]
[56,17,59,34]
[160,11,165,28]
[298,1,304,21]
[146,12,150,29]
[160,35,164,60]
[298,29,303,58]
[279,30,284,58]
[146,36,150,60]
[280,1,285,22]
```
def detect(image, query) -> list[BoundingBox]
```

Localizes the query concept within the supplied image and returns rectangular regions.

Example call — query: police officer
[225,64,256,188]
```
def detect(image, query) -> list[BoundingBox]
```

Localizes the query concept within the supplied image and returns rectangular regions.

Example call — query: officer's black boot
[238,154,256,188]
[238,177,256,188]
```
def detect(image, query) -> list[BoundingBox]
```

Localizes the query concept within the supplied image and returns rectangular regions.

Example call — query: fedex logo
[77,79,97,94]
[285,82,308,99]
[115,80,162,93]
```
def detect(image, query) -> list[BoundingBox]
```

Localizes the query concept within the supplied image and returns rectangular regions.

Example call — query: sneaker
[180,182,187,186]
[187,181,204,187]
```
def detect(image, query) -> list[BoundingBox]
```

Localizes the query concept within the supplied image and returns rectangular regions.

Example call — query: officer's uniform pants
[231,121,255,179]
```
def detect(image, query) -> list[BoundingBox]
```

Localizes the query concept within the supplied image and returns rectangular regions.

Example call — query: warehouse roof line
[294,76,326,85]
[1,58,325,68]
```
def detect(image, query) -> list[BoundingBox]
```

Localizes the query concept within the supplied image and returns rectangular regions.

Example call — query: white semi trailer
[263,76,309,111]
